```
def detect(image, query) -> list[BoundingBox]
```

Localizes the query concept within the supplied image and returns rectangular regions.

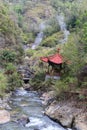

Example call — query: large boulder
[73,113,87,130]
[45,101,84,128]
[45,103,74,128]
[0,110,10,124]
[45,100,87,129]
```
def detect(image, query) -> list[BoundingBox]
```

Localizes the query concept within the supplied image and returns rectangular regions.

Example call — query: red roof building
[40,53,63,65]
[40,49,64,79]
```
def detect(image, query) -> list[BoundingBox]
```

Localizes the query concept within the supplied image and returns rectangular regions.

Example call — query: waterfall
[57,15,70,43]
[31,14,69,49]
[32,22,46,49]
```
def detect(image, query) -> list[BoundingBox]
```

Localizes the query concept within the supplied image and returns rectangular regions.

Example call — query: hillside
[0,0,87,103]
[0,0,87,130]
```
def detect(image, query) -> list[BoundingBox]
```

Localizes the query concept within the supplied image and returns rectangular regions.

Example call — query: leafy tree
[62,41,83,75]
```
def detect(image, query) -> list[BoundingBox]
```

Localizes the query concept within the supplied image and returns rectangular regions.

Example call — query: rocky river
[0,89,67,130]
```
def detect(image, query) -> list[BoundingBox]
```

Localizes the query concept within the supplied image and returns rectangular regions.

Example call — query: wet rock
[24,83,32,90]
[0,98,2,104]
[0,96,12,110]
[73,113,87,130]
[17,65,34,83]
[40,91,56,105]
[45,100,83,128]
[17,115,30,126]
[2,103,12,110]
[45,104,74,128]
[0,110,10,124]
[34,129,39,130]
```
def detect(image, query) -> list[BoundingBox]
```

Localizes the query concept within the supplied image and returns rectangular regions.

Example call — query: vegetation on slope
[0,1,23,97]
[29,0,87,100]
[0,0,87,101]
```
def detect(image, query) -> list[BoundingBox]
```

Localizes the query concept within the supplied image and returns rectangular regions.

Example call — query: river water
[0,89,66,130]
[32,22,46,49]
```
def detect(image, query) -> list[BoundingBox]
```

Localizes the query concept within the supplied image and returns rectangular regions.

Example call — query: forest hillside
[0,0,87,104]
[0,0,87,130]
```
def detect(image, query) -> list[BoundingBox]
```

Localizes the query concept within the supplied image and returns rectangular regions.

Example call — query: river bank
[40,90,87,130]
[24,83,87,130]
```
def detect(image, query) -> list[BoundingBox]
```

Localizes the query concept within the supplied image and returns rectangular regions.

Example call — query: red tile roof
[40,53,63,64]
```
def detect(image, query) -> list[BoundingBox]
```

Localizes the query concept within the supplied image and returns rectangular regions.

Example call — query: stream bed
[0,89,66,130]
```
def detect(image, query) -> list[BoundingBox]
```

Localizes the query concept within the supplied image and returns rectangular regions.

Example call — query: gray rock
[41,91,56,105]
[17,115,30,126]
[45,104,74,128]
[73,113,87,130]
[0,110,10,124]
[17,65,34,83]
[45,101,87,130]
[34,129,39,130]
[0,98,2,104]
[3,103,12,110]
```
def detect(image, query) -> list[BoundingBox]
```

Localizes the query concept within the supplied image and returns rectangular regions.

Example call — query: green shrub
[18,14,23,28]
[41,32,63,47]
[5,63,16,74]
[26,49,34,57]
[44,17,60,37]
[52,76,77,96]
[53,80,68,95]
[30,71,45,90]
[62,39,84,76]
[21,32,35,44]
[0,72,7,97]
[14,45,24,64]
[0,49,16,65]
[43,27,55,37]
[14,4,23,14]
[7,72,23,91]
[28,33,35,43]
